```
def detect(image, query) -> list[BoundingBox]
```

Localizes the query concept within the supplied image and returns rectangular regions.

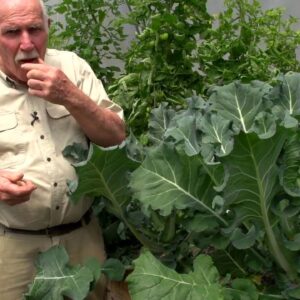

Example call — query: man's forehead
[0,0,43,20]
[0,7,44,27]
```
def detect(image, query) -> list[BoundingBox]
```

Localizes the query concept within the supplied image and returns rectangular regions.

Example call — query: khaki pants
[0,218,107,300]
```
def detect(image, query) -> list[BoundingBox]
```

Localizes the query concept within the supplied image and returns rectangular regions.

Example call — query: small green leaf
[286,286,300,299]
[24,246,95,300]
[63,142,89,163]
[283,233,300,251]
[101,259,125,281]
[230,225,257,250]
[224,278,259,300]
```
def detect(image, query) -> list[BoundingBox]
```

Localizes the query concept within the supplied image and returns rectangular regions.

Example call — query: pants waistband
[0,209,92,237]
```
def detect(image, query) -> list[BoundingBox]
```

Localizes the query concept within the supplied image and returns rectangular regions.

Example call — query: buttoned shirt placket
[27,94,67,226]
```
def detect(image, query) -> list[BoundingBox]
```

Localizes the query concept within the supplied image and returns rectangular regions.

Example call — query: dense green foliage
[69,72,300,299]
[47,0,300,138]
[109,0,212,138]
[27,0,300,298]
[46,0,125,85]
[197,0,300,87]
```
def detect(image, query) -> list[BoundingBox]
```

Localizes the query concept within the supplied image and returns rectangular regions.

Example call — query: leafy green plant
[109,0,211,138]
[48,0,126,85]
[197,0,300,90]
[109,0,300,140]
[68,72,300,299]
[24,245,125,299]
[47,0,300,140]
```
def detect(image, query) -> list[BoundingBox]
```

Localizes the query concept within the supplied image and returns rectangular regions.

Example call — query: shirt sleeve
[72,53,124,120]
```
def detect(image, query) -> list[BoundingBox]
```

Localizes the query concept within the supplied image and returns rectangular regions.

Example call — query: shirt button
[55,206,60,210]
[40,135,45,140]
[47,157,51,162]
[54,182,58,187]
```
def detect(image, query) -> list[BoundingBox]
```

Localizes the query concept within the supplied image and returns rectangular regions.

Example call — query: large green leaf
[222,131,286,221]
[148,102,175,144]
[280,131,300,197]
[24,246,96,300]
[127,251,223,300]
[272,72,300,118]
[164,96,210,157]
[165,115,201,156]
[130,143,227,226]
[209,81,271,134]
[199,113,234,162]
[221,131,297,278]
[70,143,139,218]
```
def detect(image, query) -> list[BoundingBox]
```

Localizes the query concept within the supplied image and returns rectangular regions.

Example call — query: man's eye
[4,29,19,35]
[29,27,41,33]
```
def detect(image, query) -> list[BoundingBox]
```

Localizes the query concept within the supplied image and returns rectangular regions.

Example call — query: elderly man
[0,0,125,299]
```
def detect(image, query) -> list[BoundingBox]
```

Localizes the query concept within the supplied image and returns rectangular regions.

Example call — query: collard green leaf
[271,72,300,119]
[70,143,139,218]
[221,131,297,278]
[24,246,95,300]
[222,131,286,223]
[280,131,300,197]
[252,112,277,139]
[165,115,201,156]
[148,102,175,145]
[230,225,258,250]
[209,81,271,134]
[126,131,145,162]
[283,233,300,251]
[183,214,219,233]
[199,113,234,161]
[286,286,300,299]
[223,279,259,300]
[101,258,125,281]
[130,143,227,226]
[63,142,89,163]
[127,251,223,300]
[164,96,208,157]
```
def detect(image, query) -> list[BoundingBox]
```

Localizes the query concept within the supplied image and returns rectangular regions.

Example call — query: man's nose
[19,31,34,51]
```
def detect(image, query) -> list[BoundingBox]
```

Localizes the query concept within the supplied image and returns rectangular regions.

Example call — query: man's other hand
[0,170,37,206]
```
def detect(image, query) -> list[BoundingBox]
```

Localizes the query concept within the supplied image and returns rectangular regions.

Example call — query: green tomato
[149,40,156,47]
[174,33,185,41]
[175,21,185,30]
[159,33,169,41]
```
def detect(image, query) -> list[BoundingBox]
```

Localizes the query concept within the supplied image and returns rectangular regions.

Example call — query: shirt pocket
[46,104,88,156]
[0,111,26,169]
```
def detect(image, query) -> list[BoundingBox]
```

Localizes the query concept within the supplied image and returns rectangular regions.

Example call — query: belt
[1,209,92,237]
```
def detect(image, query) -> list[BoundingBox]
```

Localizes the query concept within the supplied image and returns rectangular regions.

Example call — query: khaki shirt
[0,49,123,230]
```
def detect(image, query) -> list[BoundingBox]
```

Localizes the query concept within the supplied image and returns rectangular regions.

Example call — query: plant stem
[248,135,297,281]
[258,293,286,299]
[224,250,247,275]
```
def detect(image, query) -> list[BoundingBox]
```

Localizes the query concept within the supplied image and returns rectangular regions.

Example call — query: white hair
[39,0,48,18]
[39,0,49,32]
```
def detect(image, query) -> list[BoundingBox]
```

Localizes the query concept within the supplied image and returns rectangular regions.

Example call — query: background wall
[207,0,300,16]
[47,0,300,26]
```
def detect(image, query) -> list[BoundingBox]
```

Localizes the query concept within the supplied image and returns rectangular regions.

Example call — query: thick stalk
[248,136,297,281]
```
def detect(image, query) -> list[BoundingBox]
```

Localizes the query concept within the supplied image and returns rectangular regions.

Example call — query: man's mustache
[15,50,39,63]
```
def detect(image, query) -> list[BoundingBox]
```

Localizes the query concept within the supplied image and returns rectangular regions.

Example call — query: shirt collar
[0,69,25,89]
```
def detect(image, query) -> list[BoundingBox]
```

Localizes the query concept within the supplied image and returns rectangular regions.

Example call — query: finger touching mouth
[19,58,39,64]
